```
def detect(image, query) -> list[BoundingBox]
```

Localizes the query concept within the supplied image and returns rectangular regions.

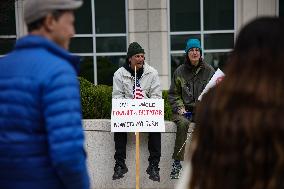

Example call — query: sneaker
[170,160,182,179]
[146,162,160,182]
[112,162,128,180]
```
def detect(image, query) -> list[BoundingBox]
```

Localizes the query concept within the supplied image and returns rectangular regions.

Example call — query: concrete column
[236,0,277,35]
[257,0,277,17]
[15,0,27,38]
[128,0,169,90]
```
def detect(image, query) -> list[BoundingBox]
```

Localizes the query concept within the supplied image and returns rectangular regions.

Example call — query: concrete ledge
[83,119,194,189]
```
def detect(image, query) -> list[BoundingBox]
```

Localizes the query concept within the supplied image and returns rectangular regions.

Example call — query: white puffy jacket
[112,63,162,99]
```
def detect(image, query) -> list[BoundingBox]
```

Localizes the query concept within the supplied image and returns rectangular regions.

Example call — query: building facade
[0,0,282,89]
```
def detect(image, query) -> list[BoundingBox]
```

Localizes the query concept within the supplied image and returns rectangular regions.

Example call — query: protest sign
[111,99,165,132]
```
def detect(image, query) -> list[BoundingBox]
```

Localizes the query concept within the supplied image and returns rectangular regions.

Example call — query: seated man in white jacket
[112,42,162,182]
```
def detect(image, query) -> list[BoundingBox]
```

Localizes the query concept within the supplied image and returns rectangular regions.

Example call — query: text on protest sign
[111,99,165,132]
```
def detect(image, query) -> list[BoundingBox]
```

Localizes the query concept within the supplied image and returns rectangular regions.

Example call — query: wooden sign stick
[136,132,140,189]
[134,66,140,189]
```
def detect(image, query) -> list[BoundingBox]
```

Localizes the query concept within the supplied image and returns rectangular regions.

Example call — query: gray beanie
[24,0,83,24]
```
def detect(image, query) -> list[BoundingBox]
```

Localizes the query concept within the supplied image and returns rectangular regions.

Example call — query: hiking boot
[146,162,160,182]
[112,162,128,180]
[170,160,182,179]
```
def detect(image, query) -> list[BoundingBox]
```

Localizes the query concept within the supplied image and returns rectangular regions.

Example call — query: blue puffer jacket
[0,35,90,189]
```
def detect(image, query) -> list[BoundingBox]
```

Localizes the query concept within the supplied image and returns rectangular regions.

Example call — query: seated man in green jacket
[168,38,215,179]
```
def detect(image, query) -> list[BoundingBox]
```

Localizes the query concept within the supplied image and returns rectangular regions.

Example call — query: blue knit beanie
[185,38,202,54]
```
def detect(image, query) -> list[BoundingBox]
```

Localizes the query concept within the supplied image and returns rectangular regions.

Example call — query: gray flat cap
[24,0,83,24]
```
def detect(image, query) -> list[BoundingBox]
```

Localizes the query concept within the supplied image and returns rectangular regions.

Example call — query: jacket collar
[123,63,144,80]
[122,62,151,79]
[184,60,204,74]
[15,35,81,73]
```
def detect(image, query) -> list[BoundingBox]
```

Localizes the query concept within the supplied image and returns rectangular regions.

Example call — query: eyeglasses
[189,48,200,53]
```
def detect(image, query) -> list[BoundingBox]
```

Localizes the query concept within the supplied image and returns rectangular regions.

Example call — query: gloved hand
[182,111,192,120]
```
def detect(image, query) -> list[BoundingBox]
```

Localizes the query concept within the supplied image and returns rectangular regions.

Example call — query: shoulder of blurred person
[174,162,192,189]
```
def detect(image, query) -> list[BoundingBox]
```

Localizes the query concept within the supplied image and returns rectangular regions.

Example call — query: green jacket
[168,61,215,114]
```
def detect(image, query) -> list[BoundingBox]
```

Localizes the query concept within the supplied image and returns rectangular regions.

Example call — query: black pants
[114,132,161,164]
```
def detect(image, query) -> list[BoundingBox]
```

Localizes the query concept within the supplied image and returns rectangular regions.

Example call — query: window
[169,0,235,76]
[0,0,16,56]
[0,0,126,85]
[170,0,200,31]
[279,0,284,17]
[71,0,127,85]
[97,56,125,85]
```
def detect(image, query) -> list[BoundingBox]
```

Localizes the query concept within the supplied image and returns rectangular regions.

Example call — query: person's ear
[43,13,56,32]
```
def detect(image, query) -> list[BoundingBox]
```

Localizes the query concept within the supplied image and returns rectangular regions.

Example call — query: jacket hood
[123,62,144,80]
[121,62,154,79]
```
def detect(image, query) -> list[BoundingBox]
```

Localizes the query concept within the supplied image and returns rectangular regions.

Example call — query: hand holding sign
[198,68,225,101]
[183,112,192,120]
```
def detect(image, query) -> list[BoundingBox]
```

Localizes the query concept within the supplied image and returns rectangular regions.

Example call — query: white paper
[198,68,225,101]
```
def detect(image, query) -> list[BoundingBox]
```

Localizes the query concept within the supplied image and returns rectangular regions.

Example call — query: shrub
[92,84,112,119]
[79,77,112,119]
[79,77,95,119]
[79,77,173,120]
[163,90,173,121]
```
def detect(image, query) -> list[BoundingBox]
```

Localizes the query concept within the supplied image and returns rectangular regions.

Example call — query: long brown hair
[190,17,284,189]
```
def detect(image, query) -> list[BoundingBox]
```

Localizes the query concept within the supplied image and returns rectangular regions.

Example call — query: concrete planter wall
[83,119,194,189]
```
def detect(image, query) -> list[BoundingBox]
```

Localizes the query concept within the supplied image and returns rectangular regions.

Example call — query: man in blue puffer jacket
[0,0,89,189]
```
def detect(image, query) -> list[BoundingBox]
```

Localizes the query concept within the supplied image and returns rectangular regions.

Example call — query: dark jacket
[168,61,215,114]
[0,35,89,189]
